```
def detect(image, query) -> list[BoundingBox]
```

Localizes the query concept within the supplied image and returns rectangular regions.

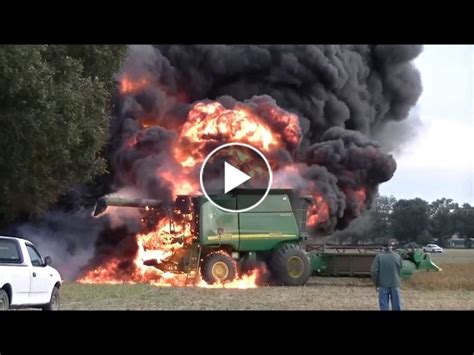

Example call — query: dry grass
[405,263,474,290]
[58,279,474,310]
[430,249,474,264]
[30,248,474,310]
[403,249,474,291]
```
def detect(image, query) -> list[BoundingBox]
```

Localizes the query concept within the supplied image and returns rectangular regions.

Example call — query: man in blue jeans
[370,243,403,310]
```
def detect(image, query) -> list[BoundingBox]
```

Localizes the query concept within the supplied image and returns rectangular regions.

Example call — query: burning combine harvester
[75,45,436,288]
[79,190,440,288]
[87,190,314,287]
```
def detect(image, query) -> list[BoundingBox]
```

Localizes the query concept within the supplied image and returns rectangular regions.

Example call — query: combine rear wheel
[270,244,311,286]
[201,252,237,285]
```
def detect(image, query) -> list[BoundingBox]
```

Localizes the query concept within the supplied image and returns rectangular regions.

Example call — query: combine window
[0,239,23,264]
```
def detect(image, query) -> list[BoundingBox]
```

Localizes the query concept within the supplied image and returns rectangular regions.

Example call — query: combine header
[306,244,441,279]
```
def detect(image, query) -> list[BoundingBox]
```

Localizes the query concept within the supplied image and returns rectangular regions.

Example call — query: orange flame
[77,214,263,289]
[159,171,199,196]
[120,75,149,94]
[78,84,329,289]
[307,195,330,227]
[173,101,300,169]
[355,187,367,208]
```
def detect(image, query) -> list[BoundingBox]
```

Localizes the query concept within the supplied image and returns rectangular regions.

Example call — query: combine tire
[270,244,311,286]
[0,289,10,310]
[201,252,236,285]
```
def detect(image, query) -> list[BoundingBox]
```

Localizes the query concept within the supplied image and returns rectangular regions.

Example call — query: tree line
[333,196,474,248]
[0,45,127,227]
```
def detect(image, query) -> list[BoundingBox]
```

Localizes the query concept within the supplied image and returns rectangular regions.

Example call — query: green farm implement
[93,189,441,286]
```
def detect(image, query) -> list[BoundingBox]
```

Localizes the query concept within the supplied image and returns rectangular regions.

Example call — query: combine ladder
[297,198,311,241]
[184,243,202,287]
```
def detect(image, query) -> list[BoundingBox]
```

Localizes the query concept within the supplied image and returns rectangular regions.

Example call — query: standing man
[370,242,403,310]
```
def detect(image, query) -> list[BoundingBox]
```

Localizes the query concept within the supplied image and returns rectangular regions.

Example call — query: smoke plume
[109,45,420,218]
[14,210,106,281]
[10,45,423,279]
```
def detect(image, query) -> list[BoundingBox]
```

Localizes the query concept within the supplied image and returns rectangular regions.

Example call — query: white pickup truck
[0,236,62,310]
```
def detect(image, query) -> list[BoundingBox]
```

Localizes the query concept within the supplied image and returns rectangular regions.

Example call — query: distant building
[446,234,474,248]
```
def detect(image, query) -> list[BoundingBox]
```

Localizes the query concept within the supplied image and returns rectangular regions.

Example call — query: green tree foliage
[428,198,459,247]
[454,203,474,248]
[43,45,126,90]
[331,194,473,249]
[389,198,431,245]
[0,45,127,225]
[368,196,397,242]
[331,195,396,244]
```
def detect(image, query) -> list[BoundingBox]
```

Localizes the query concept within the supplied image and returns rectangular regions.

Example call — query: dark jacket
[370,249,402,288]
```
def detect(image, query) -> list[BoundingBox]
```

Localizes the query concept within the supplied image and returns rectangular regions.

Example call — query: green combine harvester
[93,189,441,286]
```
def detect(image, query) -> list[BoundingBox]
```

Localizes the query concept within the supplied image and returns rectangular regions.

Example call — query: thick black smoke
[305,127,397,230]
[155,45,422,146]
[10,45,422,278]
[107,45,420,234]
[112,45,423,152]
[114,125,179,204]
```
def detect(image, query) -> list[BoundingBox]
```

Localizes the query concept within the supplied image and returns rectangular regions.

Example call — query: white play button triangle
[224,161,252,194]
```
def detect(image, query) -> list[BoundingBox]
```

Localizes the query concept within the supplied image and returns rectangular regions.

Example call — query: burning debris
[32,45,423,288]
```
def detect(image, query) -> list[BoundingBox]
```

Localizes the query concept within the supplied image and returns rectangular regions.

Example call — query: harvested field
[59,277,474,310]
[21,248,474,310]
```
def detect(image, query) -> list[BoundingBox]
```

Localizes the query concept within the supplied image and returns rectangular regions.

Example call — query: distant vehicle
[0,236,62,310]
[422,244,443,253]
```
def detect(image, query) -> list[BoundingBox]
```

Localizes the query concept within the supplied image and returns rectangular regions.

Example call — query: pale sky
[379,45,474,204]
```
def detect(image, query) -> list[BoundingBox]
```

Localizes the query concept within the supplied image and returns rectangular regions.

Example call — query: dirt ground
[30,249,474,310]
[58,277,474,310]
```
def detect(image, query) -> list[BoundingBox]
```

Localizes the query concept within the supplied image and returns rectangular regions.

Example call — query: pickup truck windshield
[0,239,22,263]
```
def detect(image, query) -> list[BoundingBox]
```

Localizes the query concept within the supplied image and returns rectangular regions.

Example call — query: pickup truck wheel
[0,289,9,310]
[42,286,60,311]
